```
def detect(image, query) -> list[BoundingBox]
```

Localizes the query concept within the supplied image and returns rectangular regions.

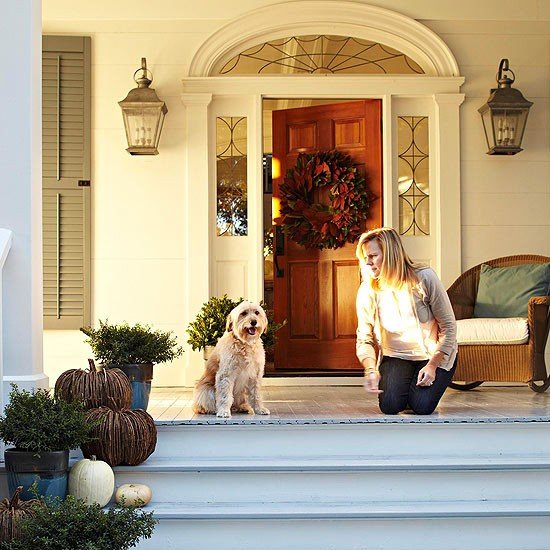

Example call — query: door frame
[181,79,464,382]
[180,1,465,383]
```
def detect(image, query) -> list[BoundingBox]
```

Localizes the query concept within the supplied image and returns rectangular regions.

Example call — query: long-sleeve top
[356,267,458,371]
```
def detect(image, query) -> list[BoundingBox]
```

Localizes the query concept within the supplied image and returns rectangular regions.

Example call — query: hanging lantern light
[478,59,533,155]
[118,58,168,155]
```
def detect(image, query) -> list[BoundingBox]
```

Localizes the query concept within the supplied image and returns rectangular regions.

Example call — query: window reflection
[216,117,247,236]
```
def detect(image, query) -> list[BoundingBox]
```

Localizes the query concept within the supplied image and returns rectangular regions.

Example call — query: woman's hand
[417,364,437,387]
[364,371,383,394]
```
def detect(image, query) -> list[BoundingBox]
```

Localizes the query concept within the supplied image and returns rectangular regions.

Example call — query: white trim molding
[0,229,13,412]
[181,93,213,386]
[0,229,12,271]
[182,75,465,97]
[433,93,465,287]
[189,1,460,77]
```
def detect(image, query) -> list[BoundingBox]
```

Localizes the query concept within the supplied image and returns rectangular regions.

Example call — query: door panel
[334,261,359,337]
[289,123,317,151]
[272,100,382,372]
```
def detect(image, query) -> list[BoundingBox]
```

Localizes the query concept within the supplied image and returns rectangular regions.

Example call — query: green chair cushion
[473,263,550,318]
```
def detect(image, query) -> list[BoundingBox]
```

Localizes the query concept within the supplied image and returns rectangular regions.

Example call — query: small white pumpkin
[69,455,115,507]
[115,484,152,507]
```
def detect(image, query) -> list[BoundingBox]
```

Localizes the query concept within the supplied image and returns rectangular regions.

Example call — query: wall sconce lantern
[118,58,168,155]
[478,59,533,155]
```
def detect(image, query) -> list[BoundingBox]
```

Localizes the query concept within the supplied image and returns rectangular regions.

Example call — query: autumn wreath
[276,150,373,250]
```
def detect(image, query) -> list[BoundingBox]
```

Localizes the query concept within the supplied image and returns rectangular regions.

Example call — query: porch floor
[148,384,550,425]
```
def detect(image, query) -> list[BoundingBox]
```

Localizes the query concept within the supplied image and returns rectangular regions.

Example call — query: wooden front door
[272,100,382,373]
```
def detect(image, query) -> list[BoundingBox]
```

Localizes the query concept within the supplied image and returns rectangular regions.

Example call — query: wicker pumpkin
[81,405,157,467]
[55,359,132,410]
[0,486,38,542]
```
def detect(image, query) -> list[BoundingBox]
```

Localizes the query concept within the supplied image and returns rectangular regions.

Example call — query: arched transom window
[217,35,424,75]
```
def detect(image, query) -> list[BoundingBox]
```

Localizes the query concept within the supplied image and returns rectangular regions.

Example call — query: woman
[355,227,457,415]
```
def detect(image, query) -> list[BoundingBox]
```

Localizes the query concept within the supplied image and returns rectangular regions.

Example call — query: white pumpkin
[68,455,115,507]
[115,484,152,507]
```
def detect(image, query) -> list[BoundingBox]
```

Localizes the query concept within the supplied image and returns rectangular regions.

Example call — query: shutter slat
[44,143,83,152]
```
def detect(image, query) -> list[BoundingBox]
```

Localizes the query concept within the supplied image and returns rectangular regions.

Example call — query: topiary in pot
[55,359,132,410]
[0,486,39,542]
[81,404,157,467]
[0,385,95,500]
[0,494,157,550]
[81,320,184,410]
[186,295,240,355]
[186,295,286,357]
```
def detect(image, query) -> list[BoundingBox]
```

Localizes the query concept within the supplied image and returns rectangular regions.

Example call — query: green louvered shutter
[42,36,91,329]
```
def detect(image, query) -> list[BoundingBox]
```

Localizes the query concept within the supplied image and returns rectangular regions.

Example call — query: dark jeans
[378,355,457,415]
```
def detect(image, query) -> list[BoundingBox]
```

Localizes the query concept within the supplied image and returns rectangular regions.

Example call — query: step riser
[114,469,550,504]
[136,516,550,550]
[154,423,550,460]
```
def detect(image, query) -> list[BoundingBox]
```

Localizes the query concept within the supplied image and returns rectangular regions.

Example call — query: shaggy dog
[193,301,271,418]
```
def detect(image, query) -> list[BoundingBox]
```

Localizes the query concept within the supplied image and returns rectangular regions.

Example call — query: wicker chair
[447,255,550,393]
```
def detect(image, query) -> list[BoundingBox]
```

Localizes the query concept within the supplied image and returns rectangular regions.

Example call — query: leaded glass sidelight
[216,117,248,236]
[218,35,424,75]
[398,117,430,236]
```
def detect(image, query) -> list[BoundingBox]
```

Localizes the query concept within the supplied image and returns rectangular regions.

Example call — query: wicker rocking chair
[447,255,550,393]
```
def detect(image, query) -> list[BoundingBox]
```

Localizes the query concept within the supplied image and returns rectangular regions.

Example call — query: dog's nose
[251,319,257,326]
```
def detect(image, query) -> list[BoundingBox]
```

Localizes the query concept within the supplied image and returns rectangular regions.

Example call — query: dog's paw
[216,410,231,418]
[254,407,270,415]
[232,405,254,415]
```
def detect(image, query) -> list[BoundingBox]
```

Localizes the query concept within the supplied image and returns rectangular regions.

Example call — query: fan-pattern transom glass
[216,117,248,236]
[398,116,430,236]
[218,35,424,75]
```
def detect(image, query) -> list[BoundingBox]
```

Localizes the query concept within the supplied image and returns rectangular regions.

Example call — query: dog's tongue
[247,327,257,335]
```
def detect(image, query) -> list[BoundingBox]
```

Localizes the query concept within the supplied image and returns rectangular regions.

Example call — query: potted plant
[186,295,286,360]
[81,320,184,410]
[0,494,157,549]
[0,385,94,500]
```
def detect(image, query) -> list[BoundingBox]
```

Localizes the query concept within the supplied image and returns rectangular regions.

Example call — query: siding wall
[42,0,550,387]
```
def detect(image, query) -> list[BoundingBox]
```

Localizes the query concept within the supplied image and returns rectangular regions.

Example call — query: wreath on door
[275,150,374,250]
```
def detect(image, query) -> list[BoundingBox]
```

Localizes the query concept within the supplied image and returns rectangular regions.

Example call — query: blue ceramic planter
[4,449,69,501]
[112,363,153,410]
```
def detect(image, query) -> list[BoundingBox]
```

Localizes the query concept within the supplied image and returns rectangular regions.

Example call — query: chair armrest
[528,296,550,380]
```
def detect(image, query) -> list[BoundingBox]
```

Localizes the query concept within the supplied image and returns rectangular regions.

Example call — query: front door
[272,100,382,373]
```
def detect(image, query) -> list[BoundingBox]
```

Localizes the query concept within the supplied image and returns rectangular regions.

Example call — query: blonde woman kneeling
[356,228,457,415]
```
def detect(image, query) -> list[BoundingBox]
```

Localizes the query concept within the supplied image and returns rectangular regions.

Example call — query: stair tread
[141,499,550,519]
[113,455,550,472]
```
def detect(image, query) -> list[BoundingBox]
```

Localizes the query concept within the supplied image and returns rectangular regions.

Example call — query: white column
[433,93,465,287]
[0,0,48,403]
[181,93,213,386]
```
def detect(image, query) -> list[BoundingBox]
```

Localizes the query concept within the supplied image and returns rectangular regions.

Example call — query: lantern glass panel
[480,108,495,150]
[123,108,164,148]
[491,109,527,148]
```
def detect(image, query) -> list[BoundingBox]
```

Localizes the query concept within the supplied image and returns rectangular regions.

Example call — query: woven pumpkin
[0,486,38,542]
[55,359,132,410]
[81,405,157,466]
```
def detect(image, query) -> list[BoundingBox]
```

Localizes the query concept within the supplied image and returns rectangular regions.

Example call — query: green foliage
[186,295,239,351]
[0,494,157,550]
[263,228,274,257]
[186,295,286,352]
[0,385,94,452]
[81,320,184,366]
[262,313,287,351]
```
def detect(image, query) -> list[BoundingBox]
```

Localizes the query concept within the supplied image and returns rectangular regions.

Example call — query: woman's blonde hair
[356,227,421,290]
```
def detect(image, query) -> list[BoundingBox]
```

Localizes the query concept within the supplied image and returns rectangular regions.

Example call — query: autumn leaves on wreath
[275,149,374,250]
